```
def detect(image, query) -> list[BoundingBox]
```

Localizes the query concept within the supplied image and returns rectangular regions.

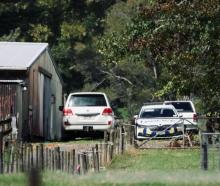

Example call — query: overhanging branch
[100,70,133,85]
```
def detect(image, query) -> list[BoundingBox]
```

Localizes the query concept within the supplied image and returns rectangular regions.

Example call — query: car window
[140,108,175,118]
[68,94,107,107]
[165,102,193,112]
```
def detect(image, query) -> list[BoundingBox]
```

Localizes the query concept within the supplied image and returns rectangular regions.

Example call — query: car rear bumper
[63,124,112,131]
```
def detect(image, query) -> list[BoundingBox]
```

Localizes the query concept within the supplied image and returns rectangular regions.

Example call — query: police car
[135,104,183,139]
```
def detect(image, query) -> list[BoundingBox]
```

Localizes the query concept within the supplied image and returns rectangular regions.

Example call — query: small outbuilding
[0,42,63,141]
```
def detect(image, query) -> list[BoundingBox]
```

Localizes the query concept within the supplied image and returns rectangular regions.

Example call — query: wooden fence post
[64,151,67,172]
[36,145,39,170]
[107,144,111,162]
[6,144,10,173]
[67,151,71,173]
[0,132,3,174]
[28,168,41,186]
[129,124,135,146]
[79,152,87,175]
[77,153,81,174]
[10,144,15,173]
[27,144,30,171]
[117,127,120,154]
[45,148,48,171]
[72,149,75,174]
[100,144,103,166]
[95,144,99,172]
[82,152,88,174]
[79,153,83,174]
[201,133,208,170]
[61,151,64,171]
[15,145,19,173]
[51,149,55,171]
[40,144,44,170]
[92,147,96,172]
[48,149,52,171]
[219,135,220,171]
[104,143,108,164]
[20,142,24,172]
[120,126,125,154]
[24,143,27,171]
[110,129,115,144]
[109,143,113,162]
[55,147,61,170]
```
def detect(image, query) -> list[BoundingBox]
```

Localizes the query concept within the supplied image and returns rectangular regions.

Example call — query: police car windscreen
[140,108,175,118]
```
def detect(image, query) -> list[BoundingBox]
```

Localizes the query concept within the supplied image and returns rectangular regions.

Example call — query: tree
[97,1,158,116]
[98,0,220,113]
[0,0,117,93]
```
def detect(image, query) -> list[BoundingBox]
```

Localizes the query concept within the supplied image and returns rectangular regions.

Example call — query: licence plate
[83,126,93,132]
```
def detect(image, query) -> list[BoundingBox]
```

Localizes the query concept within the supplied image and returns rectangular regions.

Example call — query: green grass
[109,149,200,170]
[0,173,27,186]
[0,149,220,186]
[2,170,220,186]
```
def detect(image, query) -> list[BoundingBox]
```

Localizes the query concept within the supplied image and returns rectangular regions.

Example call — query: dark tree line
[1,0,220,117]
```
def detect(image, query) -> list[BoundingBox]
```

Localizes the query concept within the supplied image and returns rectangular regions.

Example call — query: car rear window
[140,108,175,118]
[68,94,107,107]
[165,102,193,112]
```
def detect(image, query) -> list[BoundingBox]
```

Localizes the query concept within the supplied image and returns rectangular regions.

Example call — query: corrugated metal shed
[0,42,63,141]
[0,42,48,70]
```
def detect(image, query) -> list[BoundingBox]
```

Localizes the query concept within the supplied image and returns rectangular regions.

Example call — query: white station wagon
[62,92,115,133]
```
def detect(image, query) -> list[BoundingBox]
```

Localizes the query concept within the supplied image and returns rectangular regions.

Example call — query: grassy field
[109,148,200,170]
[0,148,220,186]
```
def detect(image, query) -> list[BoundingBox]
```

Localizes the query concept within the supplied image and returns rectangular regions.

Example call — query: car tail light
[193,113,198,122]
[102,108,113,116]
[63,108,73,116]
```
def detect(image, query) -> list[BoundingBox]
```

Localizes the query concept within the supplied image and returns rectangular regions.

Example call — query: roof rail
[143,102,164,105]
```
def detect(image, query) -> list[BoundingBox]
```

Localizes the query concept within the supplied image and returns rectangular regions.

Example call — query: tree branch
[100,70,133,85]
[90,78,106,91]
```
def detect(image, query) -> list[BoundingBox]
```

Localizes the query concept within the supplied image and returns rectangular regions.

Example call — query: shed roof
[0,42,48,70]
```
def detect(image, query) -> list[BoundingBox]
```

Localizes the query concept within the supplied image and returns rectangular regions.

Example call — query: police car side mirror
[178,113,183,118]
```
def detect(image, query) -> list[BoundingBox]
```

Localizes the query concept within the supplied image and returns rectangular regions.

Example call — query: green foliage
[115,108,129,119]
[60,22,86,40]
[1,0,220,112]
[0,28,21,41]
[98,0,220,112]
[28,24,52,42]
[126,1,220,103]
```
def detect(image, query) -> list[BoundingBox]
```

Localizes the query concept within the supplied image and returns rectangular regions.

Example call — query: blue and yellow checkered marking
[137,126,178,136]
